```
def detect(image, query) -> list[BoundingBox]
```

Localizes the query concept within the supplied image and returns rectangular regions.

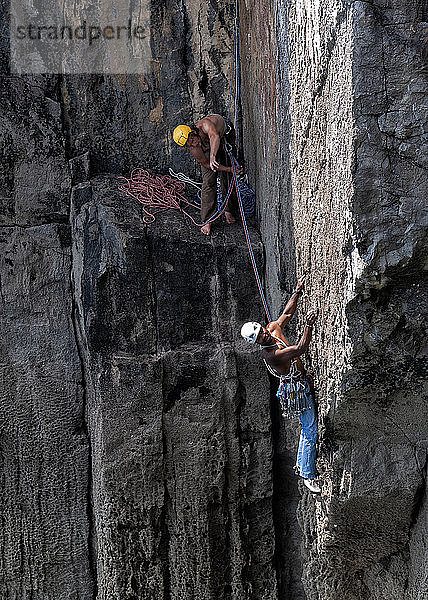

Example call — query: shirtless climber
[173,114,242,235]
[240,278,321,494]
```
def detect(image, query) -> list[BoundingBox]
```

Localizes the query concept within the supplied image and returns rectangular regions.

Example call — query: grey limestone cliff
[241,0,428,597]
[1,0,427,598]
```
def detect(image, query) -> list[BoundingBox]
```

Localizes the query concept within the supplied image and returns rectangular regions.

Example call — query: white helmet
[240,322,262,344]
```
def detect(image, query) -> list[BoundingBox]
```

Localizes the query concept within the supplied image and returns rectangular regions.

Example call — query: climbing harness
[276,365,313,419]
[261,335,313,419]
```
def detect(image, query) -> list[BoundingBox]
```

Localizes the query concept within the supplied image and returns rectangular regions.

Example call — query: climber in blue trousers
[240,278,320,494]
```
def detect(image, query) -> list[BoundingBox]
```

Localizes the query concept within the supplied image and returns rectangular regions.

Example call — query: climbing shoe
[303,478,321,494]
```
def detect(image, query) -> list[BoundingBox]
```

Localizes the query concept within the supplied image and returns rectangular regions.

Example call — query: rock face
[1,0,427,599]
[71,176,276,600]
[240,0,428,598]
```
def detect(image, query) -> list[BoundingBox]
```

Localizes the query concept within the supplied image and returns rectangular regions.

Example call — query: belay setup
[116,1,318,424]
[118,0,272,323]
[118,165,255,226]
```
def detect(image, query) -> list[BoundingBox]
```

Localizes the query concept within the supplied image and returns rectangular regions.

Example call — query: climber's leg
[296,403,318,480]
[200,164,218,234]
[218,148,237,225]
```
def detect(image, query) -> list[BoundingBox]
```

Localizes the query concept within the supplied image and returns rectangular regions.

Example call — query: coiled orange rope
[118,168,192,224]
[118,167,234,226]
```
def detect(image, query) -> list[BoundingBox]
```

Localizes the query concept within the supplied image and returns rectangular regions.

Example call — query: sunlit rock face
[240,0,427,598]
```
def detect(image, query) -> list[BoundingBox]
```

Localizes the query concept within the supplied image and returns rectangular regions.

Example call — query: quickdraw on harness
[262,337,313,419]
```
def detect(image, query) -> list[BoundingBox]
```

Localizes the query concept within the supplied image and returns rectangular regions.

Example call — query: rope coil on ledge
[118,0,269,321]
[118,168,199,225]
[119,168,255,225]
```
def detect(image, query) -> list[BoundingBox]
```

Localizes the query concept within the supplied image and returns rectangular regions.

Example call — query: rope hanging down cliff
[119,1,271,321]
[227,3,272,321]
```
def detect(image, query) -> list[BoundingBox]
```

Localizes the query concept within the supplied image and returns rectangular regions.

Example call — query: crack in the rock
[210,228,228,345]
[160,356,172,600]
[179,0,194,115]
[69,191,98,599]
[143,226,160,354]
[0,220,68,228]
[59,75,74,161]
[409,453,427,528]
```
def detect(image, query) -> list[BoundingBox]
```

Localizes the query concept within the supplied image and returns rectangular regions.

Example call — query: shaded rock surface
[71,176,276,600]
[1,0,280,597]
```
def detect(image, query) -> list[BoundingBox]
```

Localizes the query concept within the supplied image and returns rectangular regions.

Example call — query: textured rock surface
[0,75,95,599]
[1,1,279,598]
[240,0,428,598]
[60,0,237,177]
[0,222,94,599]
[1,0,427,597]
[71,176,276,600]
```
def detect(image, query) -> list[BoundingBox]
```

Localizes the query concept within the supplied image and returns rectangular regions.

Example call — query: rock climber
[240,277,321,494]
[173,114,242,235]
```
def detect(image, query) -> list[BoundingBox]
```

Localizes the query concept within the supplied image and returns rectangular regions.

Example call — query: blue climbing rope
[227,2,272,322]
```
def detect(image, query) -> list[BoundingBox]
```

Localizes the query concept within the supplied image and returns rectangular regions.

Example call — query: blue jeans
[295,401,318,480]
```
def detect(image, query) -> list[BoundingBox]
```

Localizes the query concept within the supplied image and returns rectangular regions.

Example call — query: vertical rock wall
[70,177,277,599]
[240,0,428,598]
[1,0,427,597]
[1,1,279,598]
[61,0,236,176]
[0,75,95,598]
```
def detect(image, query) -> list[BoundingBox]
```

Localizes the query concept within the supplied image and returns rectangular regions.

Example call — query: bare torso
[261,322,306,376]
[188,115,226,167]
[196,114,226,144]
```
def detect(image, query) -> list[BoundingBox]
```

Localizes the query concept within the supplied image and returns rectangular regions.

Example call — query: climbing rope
[168,168,202,190]
[118,0,271,321]
[169,168,255,217]
[118,168,235,226]
[226,0,271,321]
[118,169,190,224]
[230,153,271,321]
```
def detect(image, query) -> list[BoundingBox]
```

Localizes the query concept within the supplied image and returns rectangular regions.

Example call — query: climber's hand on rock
[295,276,306,294]
[306,311,317,326]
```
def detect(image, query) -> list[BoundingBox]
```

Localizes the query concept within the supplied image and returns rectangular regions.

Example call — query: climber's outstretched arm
[275,310,317,357]
[276,277,306,329]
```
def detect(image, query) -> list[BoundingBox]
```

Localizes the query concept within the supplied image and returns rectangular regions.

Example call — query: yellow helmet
[173,125,192,147]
